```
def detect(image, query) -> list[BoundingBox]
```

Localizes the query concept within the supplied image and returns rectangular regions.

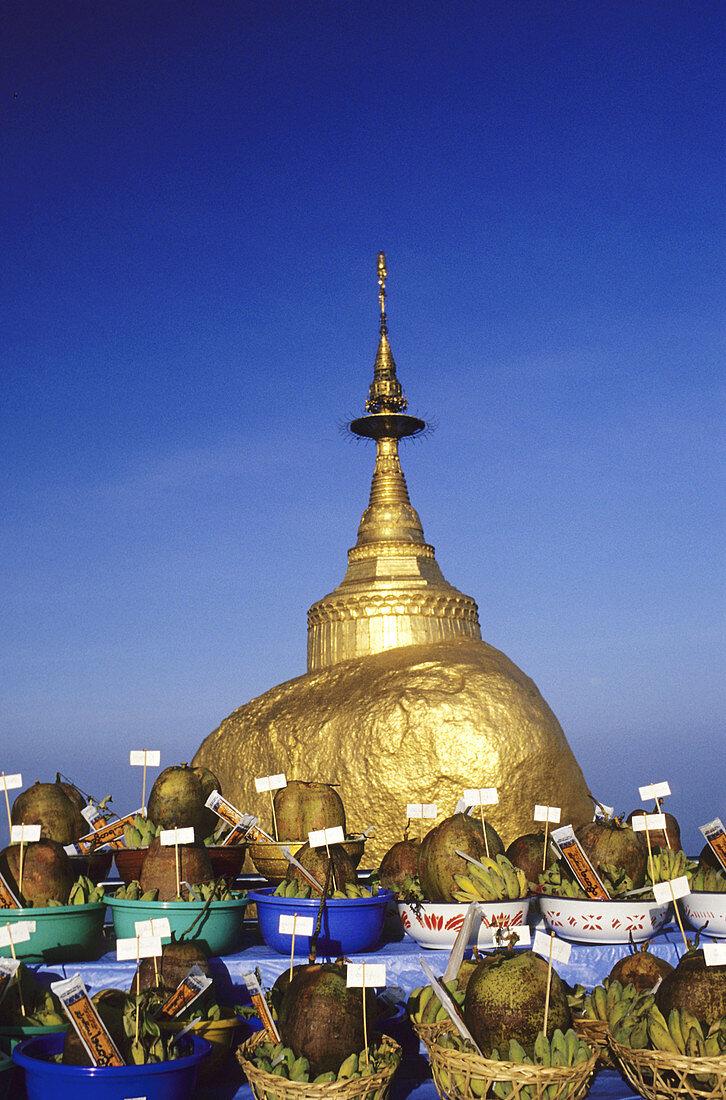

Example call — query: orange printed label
[553,826,609,900]
[701,820,726,872]
[56,979,124,1067]
[0,873,20,910]
[221,822,248,846]
[78,811,137,852]
[251,991,280,1041]
[157,967,211,1020]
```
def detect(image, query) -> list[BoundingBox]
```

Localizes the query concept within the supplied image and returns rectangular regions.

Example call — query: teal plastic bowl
[13,1032,211,1100]
[0,1050,12,1100]
[0,1022,67,1056]
[0,904,106,963]
[106,895,247,955]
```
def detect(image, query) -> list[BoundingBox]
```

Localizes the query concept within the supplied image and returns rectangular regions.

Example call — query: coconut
[655,949,726,1027]
[378,838,419,891]
[278,960,376,1077]
[506,832,556,885]
[418,813,504,903]
[273,780,346,840]
[11,781,84,845]
[627,809,682,853]
[132,938,211,993]
[139,836,214,901]
[574,820,647,889]
[285,841,357,893]
[146,764,220,839]
[0,839,74,907]
[463,950,571,1056]
[608,942,674,991]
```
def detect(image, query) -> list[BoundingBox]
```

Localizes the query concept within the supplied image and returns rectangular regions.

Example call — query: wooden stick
[10,945,26,1018]
[479,803,490,859]
[669,883,689,951]
[270,790,278,842]
[1,775,11,839]
[542,821,550,872]
[289,914,297,981]
[643,825,655,882]
[141,756,147,813]
[18,840,25,899]
[543,932,555,1035]
[175,837,181,899]
[362,962,369,1067]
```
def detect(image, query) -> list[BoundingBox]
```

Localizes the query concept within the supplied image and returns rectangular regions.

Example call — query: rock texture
[193,638,592,862]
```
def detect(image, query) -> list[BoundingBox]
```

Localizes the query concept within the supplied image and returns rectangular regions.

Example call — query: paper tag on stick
[254,774,287,793]
[51,974,125,1067]
[652,876,690,904]
[534,805,561,824]
[130,750,160,767]
[704,944,726,967]
[0,775,22,792]
[159,827,195,846]
[639,781,671,802]
[0,921,35,947]
[700,819,726,872]
[278,914,314,936]
[10,824,41,844]
[533,929,572,964]
[406,804,437,818]
[134,917,171,939]
[631,813,666,832]
[552,825,609,900]
[347,963,386,987]
[308,826,345,848]
[116,935,163,961]
[463,788,499,807]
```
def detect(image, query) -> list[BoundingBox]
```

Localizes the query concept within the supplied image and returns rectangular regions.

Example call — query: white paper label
[116,934,163,960]
[130,750,161,767]
[652,876,690,904]
[0,921,35,946]
[134,917,171,939]
[639,781,671,801]
[479,924,532,948]
[533,928,572,964]
[0,775,22,792]
[406,803,437,818]
[463,787,499,807]
[703,943,726,966]
[631,813,666,832]
[593,803,614,821]
[534,805,561,824]
[254,773,287,793]
[159,827,195,846]
[10,824,41,843]
[278,914,315,936]
[346,962,387,987]
[308,825,345,848]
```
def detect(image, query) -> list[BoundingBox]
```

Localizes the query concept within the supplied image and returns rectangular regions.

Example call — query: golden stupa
[193,254,592,859]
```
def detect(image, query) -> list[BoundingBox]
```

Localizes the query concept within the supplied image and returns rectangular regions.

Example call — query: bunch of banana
[123,814,161,848]
[451,854,527,903]
[434,1028,592,1099]
[646,847,690,885]
[539,864,588,899]
[407,979,465,1025]
[598,864,635,898]
[249,1039,400,1086]
[24,989,66,1027]
[579,979,639,1027]
[114,880,160,901]
[688,866,726,893]
[193,879,235,901]
[68,874,105,905]
[272,880,380,899]
[566,984,588,1013]
[390,873,424,902]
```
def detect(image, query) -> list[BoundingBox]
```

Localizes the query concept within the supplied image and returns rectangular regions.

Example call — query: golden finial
[377,251,387,334]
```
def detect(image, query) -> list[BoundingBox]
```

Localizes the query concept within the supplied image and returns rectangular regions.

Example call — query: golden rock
[193,255,593,862]
[193,637,592,863]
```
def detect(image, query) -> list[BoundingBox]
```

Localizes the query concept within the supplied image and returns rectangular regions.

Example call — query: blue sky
[2,1,723,849]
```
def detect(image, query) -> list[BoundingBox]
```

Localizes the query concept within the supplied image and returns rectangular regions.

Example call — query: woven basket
[609,1035,726,1100]
[236,1029,401,1100]
[572,1016,612,1067]
[428,1035,597,1100]
[412,1018,453,1055]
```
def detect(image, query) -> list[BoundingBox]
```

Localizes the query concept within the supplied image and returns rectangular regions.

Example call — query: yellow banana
[648,1017,681,1054]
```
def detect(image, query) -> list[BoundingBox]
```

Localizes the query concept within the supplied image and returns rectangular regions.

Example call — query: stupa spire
[307,253,480,671]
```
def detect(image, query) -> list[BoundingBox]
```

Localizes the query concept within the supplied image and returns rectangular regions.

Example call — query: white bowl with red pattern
[397,898,531,950]
[681,892,726,938]
[537,895,670,944]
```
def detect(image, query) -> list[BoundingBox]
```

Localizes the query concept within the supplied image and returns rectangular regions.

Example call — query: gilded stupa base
[193,638,592,863]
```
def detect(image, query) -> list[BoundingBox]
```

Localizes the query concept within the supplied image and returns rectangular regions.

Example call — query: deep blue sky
[3,1,723,849]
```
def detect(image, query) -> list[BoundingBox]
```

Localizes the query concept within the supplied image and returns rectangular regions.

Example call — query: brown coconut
[146,764,220,839]
[418,813,504,903]
[506,832,557,885]
[285,841,357,893]
[379,838,420,891]
[609,942,674,991]
[655,949,726,1027]
[132,938,211,993]
[139,836,214,901]
[11,781,84,845]
[0,839,74,907]
[273,780,346,841]
[574,820,647,888]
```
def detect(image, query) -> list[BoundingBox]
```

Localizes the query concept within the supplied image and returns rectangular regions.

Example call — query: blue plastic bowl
[249,887,392,955]
[13,1032,211,1100]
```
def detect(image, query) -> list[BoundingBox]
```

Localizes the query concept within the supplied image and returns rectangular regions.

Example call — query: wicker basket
[609,1035,726,1100]
[428,1034,597,1100]
[412,1018,454,1055]
[236,1029,401,1100]
[572,1016,612,1067]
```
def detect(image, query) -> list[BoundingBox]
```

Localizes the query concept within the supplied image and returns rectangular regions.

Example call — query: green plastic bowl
[0,1022,67,1056]
[106,895,247,956]
[0,1049,12,1100]
[0,904,106,963]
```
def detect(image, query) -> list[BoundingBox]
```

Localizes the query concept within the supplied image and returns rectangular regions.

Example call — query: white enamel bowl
[398,898,531,949]
[537,895,670,944]
[681,892,726,938]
